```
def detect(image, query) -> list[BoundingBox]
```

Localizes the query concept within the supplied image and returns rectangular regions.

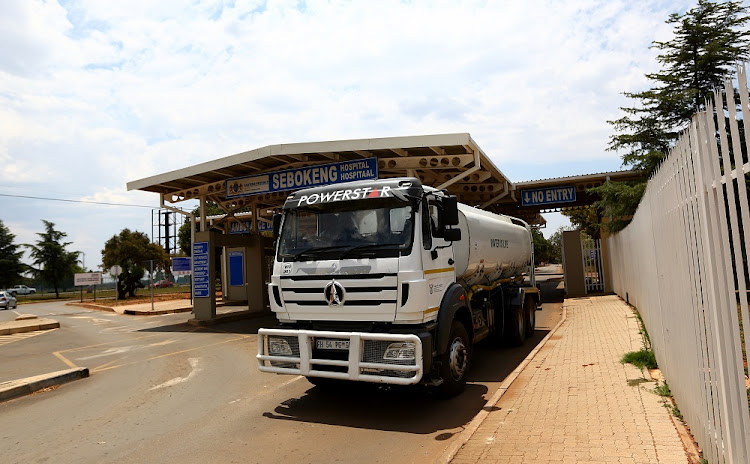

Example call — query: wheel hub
[449,337,468,380]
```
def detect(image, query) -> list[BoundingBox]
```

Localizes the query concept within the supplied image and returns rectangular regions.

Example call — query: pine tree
[0,220,26,288]
[598,0,750,232]
[25,221,79,298]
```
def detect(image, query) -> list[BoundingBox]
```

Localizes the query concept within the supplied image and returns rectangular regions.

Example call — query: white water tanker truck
[257,177,540,396]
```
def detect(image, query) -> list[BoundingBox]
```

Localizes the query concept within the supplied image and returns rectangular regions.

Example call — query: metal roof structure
[127,133,644,227]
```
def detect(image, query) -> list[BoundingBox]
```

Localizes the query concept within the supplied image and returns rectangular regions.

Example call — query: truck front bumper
[257,328,425,385]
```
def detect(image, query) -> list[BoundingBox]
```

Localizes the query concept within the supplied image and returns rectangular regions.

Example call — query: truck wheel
[29,290,35,294]
[506,303,526,346]
[438,321,471,398]
[525,297,536,338]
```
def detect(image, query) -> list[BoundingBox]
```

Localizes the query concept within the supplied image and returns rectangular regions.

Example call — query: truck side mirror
[272,213,282,238]
[443,196,459,226]
[443,228,461,242]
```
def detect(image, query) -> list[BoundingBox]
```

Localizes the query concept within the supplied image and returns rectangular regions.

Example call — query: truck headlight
[269,338,293,355]
[383,342,415,361]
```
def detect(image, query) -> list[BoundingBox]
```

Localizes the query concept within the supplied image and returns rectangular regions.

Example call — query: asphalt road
[0,273,563,464]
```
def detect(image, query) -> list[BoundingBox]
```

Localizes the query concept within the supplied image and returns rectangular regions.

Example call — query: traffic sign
[521,186,577,207]
[172,257,191,272]
[109,265,123,277]
[75,272,102,286]
[193,242,210,298]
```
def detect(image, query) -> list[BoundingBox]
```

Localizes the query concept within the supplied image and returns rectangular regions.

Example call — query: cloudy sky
[1,0,694,271]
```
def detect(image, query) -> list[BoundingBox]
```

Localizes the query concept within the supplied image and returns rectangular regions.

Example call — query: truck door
[420,197,456,318]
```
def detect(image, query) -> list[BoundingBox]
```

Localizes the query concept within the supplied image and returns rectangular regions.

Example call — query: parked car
[2,285,36,296]
[152,280,174,288]
[0,291,17,310]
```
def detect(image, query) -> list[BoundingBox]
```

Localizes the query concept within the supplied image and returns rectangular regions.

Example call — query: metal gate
[581,237,604,293]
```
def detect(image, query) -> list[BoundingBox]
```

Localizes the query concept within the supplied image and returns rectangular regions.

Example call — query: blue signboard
[171,257,191,272]
[193,242,209,298]
[521,186,577,207]
[229,220,272,235]
[226,157,378,199]
[229,251,244,286]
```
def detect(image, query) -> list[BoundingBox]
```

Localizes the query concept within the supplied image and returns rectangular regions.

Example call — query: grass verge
[621,349,658,370]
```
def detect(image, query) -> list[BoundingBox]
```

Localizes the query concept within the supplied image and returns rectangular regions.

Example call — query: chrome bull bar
[257,328,423,385]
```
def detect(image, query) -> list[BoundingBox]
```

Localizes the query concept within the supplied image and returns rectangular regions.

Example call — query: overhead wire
[0,192,157,209]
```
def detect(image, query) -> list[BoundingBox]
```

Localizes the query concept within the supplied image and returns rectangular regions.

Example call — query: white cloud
[0,0,697,268]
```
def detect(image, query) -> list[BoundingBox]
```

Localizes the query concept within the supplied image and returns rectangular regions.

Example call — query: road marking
[11,310,22,317]
[149,339,177,347]
[91,335,248,373]
[231,376,304,403]
[76,345,141,360]
[149,357,202,390]
[53,350,79,369]
[0,329,56,347]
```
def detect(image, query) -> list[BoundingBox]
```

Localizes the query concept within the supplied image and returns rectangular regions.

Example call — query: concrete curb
[123,307,192,315]
[436,303,569,464]
[187,309,269,326]
[0,319,60,335]
[66,302,116,312]
[0,367,89,403]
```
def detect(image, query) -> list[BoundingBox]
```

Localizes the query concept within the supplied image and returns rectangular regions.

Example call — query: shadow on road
[262,381,489,435]
[135,314,277,335]
[538,277,564,304]
[261,325,550,435]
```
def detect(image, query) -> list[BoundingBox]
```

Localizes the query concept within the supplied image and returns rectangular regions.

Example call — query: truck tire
[506,303,526,346]
[29,290,35,294]
[438,321,471,398]
[525,297,536,339]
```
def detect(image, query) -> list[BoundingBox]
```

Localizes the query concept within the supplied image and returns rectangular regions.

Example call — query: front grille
[280,275,398,308]
[280,273,396,281]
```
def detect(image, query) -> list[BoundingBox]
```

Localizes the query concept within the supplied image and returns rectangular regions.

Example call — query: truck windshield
[278,200,414,261]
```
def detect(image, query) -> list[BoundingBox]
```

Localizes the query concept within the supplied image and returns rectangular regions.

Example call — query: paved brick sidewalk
[450,295,688,464]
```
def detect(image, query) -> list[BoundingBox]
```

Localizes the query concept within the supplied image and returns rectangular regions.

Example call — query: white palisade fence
[608,64,750,464]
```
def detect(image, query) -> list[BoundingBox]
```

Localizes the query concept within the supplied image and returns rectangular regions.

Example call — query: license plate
[315,339,350,350]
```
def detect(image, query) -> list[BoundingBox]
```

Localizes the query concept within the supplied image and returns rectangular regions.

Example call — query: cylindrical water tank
[452,204,532,287]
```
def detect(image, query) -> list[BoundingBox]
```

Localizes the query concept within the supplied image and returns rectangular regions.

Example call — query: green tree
[0,220,26,288]
[101,229,170,300]
[178,202,225,256]
[25,221,79,298]
[531,228,552,265]
[548,226,568,264]
[591,182,648,233]
[605,0,750,229]
[561,207,600,239]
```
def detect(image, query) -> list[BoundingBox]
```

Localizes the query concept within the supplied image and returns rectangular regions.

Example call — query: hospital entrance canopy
[127,133,642,225]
